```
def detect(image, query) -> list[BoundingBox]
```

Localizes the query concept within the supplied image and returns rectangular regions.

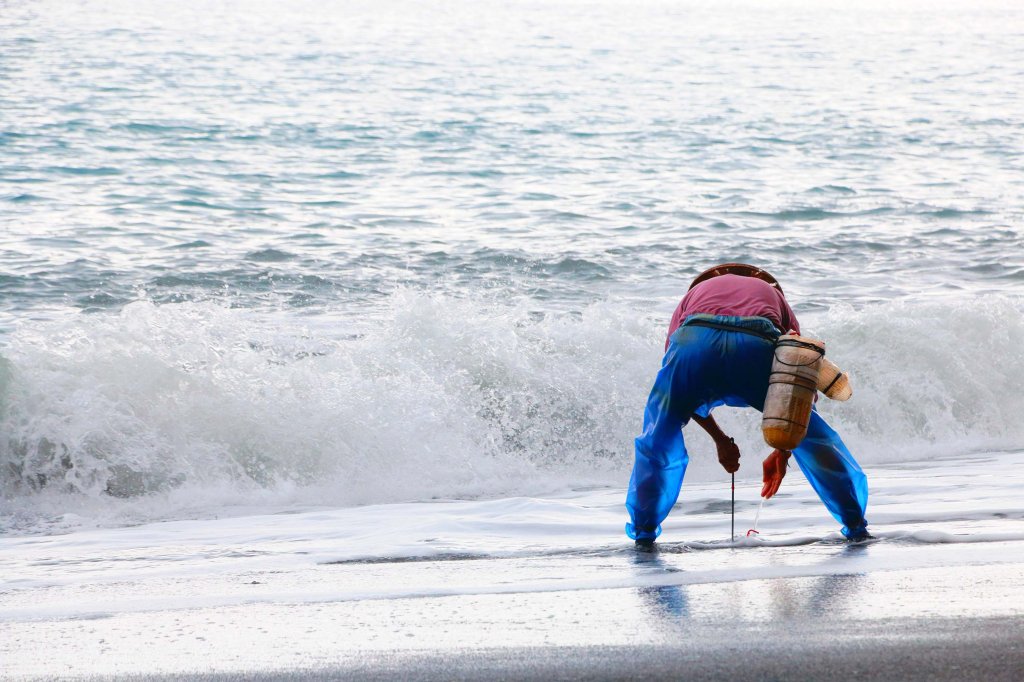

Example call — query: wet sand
[7,458,1024,680]
[6,542,1024,681]
[120,616,1023,682]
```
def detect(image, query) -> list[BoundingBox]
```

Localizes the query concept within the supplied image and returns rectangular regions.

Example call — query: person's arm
[692,414,740,473]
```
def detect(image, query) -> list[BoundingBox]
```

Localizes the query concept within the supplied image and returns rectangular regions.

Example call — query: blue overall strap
[682,315,780,342]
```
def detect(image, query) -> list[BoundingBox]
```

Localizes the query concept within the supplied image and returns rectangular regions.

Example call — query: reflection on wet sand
[632,544,870,625]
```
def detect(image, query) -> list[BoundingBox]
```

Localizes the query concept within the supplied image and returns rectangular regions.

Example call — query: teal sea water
[1,0,1023,531]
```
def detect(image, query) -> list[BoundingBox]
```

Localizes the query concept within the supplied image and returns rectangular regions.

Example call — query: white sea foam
[2,450,1023,618]
[809,294,1024,459]
[1,292,1022,531]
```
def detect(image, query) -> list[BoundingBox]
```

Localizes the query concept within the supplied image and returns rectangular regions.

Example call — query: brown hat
[688,263,783,293]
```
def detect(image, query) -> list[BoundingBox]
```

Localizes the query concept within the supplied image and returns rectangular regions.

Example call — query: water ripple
[1,0,1023,319]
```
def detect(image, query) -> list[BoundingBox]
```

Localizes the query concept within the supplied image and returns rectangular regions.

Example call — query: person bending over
[626,263,870,548]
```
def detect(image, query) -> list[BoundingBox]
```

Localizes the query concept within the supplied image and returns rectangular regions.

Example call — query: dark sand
[98,615,1024,681]
[15,550,1024,681]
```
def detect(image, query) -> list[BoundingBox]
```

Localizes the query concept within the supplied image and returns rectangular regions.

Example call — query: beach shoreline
[6,551,1024,680]
[5,453,1024,680]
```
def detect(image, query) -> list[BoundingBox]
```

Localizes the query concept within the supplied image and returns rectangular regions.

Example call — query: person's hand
[716,437,740,474]
[761,449,791,498]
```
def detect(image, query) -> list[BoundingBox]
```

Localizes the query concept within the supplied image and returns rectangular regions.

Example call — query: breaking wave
[1,292,1022,531]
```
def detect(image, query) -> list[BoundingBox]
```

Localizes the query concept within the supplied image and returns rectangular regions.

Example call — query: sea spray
[0,292,658,529]
[1,291,1022,531]
[809,295,1024,459]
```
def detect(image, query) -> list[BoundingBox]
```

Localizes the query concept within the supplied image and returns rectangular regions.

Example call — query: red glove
[761,449,791,499]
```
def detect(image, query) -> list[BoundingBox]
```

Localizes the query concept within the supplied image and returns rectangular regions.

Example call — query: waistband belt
[682,317,780,342]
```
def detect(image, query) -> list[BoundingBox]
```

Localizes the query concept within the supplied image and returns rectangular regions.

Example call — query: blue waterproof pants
[626,315,868,541]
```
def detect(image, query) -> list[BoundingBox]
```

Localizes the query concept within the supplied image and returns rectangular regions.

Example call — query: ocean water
[2,0,1024,535]
[3,3,1024,676]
